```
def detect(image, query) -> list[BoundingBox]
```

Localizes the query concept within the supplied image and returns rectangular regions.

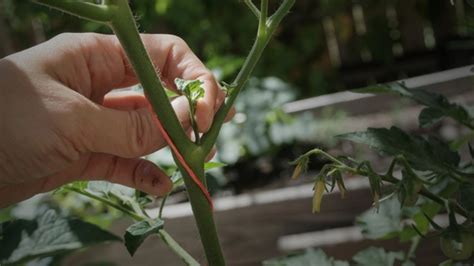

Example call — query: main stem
[176,155,225,265]
[110,1,224,264]
[109,0,193,154]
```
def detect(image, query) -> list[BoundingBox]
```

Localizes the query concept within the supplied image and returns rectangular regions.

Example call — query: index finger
[142,35,219,132]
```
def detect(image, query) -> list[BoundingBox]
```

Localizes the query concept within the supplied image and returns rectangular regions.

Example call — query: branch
[201,0,295,153]
[158,230,200,266]
[268,0,295,32]
[259,0,269,34]
[33,0,113,22]
[307,148,470,218]
[244,0,260,18]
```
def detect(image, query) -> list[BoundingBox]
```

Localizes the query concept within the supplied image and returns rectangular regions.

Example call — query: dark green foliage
[263,247,404,266]
[352,247,404,266]
[263,248,349,266]
[338,127,460,174]
[0,210,121,265]
[283,82,474,263]
[124,219,164,256]
[357,82,474,129]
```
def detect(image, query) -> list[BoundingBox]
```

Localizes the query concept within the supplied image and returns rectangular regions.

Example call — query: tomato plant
[0,0,294,265]
[284,81,474,265]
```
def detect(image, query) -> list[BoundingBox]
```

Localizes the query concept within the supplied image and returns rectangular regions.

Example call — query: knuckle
[167,35,187,47]
[132,160,147,188]
[126,109,153,156]
[104,156,120,181]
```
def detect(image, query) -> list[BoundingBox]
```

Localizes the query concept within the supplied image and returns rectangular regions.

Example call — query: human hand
[0,33,232,207]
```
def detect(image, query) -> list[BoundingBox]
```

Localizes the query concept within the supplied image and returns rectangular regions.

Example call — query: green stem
[310,148,470,218]
[34,0,113,22]
[66,187,198,264]
[201,0,295,153]
[109,0,194,155]
[177,158,225,266]
[244,0,260,18]
[259,0,269,34]
[159,194,169,219]
[64,187,143,221]
[158,229,200,266]
[404,236,421,262]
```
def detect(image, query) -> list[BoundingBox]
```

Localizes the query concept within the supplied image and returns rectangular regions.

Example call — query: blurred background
[1,0,474,265]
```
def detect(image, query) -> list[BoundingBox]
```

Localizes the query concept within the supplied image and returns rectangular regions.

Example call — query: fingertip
[195,100,213,132]
[225,107,236,122]
[215,88,226,111]
[205,147,217,162]
[139,161,172,196]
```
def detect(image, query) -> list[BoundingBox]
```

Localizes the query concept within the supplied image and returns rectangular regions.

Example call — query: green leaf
[263,248,349,266]
[175,78,205,104]
[352,247,404,266]
[355,82,474,129]
[124,219,164,256]
[356,197,403,240]
[418,107,444,128]
[165,89,179,99]
[458,182,474,214]
[170,171,185,191]
[338,127,460,174]
[0,210,121,265]
[204,161,227,171]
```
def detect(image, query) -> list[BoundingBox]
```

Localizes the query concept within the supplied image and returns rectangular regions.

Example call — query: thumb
[82,96,191,158]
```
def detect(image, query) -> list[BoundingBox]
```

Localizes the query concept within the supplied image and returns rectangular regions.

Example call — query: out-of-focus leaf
[263,248,349,266]
[124,219,164,256]
[171,171,185,191]
[338,127,460,174]
[204,161,227,171]
[352,247,404,266]
[418,107,444,128]
[458,182,474,214]
[0,210,120,265]
[356,197,403,239]
[355,82,474,129]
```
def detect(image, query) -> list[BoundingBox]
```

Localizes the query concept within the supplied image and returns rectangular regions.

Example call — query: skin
[0,33,234,208]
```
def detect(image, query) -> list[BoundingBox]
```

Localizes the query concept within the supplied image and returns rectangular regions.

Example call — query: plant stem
[109,0,194,155]
[66,186,199,264]
[34,0,113,22]
[159,194,169,219]
[244,0,260,18]
[404,236,421,263]
[307,148,470,218]
[159,229,200,266]
[177,157,225,266]
[201,0,295,153]
[64,187,143,221]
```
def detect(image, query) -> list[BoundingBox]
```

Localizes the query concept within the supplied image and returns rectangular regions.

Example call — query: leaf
[312,178,326,213]
[355,82,474,129]
[175,78,205,104]
[263,248,349,266]
[170,171,185,191]
[290,155,309,180]
[356,197,403,240]
[0,210,120,265]
[338,127,460,174]
[352,247,404,266]
[204,161,227,171]
[418,107,444,128]
[124,219,164,256]
[458,182,474,214]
